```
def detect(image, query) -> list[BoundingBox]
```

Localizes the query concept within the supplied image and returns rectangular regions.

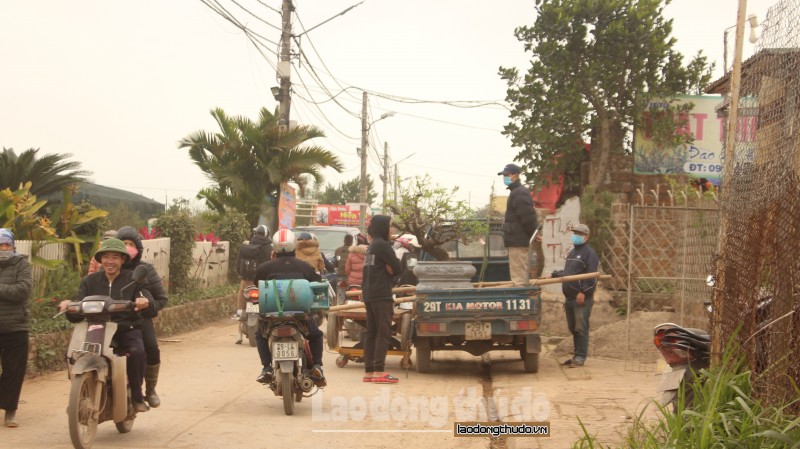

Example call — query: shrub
[154,209,196,293]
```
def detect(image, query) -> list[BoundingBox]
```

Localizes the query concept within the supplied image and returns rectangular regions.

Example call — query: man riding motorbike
[253,229,326,387]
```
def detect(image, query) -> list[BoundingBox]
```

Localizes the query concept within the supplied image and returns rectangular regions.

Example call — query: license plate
[273,342,298,360]
[245,302,259,313]
[464,322,491,340]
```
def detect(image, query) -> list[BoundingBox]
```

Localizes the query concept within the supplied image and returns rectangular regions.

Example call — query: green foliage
[206,210,251,281]
[154,209,196,292]
[314,175,377,205]
[179,107,343,227]
[579,186,614,267]
[500,0,713,190]
[0,148,90,197]
[385,174,486,261]
[168,283,237,307]
[573,344,800,448]
[104,202,145,230]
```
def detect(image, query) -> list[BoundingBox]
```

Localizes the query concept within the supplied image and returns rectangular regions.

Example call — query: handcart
[326,286,416,370]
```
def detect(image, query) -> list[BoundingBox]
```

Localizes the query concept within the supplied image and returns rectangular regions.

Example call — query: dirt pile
[553,311,677,362]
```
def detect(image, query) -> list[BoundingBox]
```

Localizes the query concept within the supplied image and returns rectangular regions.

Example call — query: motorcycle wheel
[68,372,99,449]
[326,312,339,351]
[282,371,295,415]
[246,324,257,347]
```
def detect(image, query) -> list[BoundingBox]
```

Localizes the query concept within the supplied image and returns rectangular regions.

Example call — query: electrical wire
[227,0,282,31]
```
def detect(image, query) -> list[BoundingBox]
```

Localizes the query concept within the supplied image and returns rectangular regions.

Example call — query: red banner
[314,204,365,226]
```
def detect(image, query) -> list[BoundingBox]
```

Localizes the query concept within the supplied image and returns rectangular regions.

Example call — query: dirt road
[2,319,660,449]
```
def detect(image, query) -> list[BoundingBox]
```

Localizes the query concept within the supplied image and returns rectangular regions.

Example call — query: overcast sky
[0,0,773,212]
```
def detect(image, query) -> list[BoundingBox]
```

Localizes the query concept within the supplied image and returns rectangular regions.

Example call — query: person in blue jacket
[546,223,599,368]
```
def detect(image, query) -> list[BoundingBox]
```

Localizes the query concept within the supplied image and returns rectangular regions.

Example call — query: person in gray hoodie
[0,228,33,427]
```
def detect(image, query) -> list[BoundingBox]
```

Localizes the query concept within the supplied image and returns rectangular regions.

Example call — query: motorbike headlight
[81,300,105,314]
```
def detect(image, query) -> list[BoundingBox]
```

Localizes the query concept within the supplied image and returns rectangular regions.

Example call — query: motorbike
[62,265,148,449]
[257,279,330,415]
[238,285,260,347]
[653,323,711,410]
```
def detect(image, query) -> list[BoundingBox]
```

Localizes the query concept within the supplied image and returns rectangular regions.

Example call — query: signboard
[634,95,725,185]
[278,183,296,230]
[314,204,363,226]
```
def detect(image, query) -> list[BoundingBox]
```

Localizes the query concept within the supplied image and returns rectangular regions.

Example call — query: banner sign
[633,95,725,185]
[278,183,296,229]
[314,204,363,226]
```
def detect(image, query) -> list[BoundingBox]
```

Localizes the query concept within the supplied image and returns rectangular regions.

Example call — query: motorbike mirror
[705,275,715,287]
[133,265,148,283]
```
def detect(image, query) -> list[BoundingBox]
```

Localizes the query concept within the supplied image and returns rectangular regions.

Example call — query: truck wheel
[415,337,432,373]
[523,351,539,373]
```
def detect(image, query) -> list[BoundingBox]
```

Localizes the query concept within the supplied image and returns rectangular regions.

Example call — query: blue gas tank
[258,279,330,313]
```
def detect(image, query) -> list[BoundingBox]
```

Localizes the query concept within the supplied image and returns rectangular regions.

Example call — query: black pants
[0,331,28,412]
[256,319,324,368]
[141,318,160,365]
[364,300,394,373]
[116,329,146,403]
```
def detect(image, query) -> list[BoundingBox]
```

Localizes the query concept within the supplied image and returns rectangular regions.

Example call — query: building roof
[705,48,800,95]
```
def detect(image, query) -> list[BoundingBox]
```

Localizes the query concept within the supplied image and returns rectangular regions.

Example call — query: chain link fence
[713,0,800,411]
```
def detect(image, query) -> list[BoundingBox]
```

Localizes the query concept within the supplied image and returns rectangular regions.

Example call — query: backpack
[237,243,269,280]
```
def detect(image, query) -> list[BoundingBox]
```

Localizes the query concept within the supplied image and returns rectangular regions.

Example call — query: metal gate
[598,201,719,359]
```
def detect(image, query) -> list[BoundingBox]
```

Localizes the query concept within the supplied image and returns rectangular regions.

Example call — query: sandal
[362,376,374,382]
[371,373,399,384]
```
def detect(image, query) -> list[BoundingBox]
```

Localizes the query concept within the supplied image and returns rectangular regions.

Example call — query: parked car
[291,225,361,261]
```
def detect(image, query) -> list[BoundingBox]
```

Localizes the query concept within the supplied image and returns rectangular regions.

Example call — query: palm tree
[0,148,90,196]
[179,107,343,226]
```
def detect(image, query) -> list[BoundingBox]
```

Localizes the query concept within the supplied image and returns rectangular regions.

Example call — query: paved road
[3,319,660,449]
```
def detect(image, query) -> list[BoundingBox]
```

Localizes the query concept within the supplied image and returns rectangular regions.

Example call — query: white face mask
[0,250,14,261]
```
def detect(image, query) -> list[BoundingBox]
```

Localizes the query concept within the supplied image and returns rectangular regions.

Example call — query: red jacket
[345,244,367,287]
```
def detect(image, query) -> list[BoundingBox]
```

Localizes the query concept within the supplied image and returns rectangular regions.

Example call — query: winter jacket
[551,242,600,299]
[502,179,539,247]
[0,254,33,334]
[334,245,350,277]
[254,255,322,283]
[363,215,402,303]
[345,244,367,287]
[296,239,326,273]
[69,270,156,331]
[117,226,168,312]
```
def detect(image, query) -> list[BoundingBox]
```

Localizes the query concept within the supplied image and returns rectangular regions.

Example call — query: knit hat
[0,228,14,246]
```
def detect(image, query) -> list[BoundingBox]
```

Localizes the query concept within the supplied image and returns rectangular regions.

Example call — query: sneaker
[562,358,574,366]
[568,359,585,368]
[256,367,273,384]
[310,365,326,387]
[132,401,150,413]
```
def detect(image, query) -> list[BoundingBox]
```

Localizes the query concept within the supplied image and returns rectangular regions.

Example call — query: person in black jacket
[545,223,599,368]
[116,225,168,408]
[60,238,155,412]
[362,215,403,384]
[498,163,539,286]
[0,228,33,427]
[235,225,272,321]
[253,229,326,387]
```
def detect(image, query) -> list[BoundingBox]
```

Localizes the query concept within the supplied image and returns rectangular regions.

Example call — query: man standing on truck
[498,163,539,286]
[545,223,599,368]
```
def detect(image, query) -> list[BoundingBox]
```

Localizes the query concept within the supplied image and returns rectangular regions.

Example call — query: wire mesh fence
[714,0,800,411]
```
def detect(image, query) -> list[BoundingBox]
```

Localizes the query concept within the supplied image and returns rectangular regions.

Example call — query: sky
[0,0,775,213]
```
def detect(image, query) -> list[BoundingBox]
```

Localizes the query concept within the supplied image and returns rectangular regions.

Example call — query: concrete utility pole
[278,0,293,131]
[359,91,369,232]
[382,142,389,214]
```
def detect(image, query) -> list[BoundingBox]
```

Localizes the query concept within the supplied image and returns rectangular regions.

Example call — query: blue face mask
[571,234,585,246]
[503,176,512,186]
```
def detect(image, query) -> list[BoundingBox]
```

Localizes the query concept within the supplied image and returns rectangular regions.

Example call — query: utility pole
[358,91,369,232]
[278,0,293,131]
[382,142,389,214]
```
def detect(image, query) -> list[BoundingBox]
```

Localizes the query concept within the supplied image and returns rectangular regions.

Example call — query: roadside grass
[573,347,800,448]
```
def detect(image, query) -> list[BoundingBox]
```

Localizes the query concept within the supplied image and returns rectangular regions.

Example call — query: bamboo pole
[328,296,417,312]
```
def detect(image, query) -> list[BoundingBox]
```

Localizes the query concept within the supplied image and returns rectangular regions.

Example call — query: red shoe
[362,376,374,382]
[371,373,399,384]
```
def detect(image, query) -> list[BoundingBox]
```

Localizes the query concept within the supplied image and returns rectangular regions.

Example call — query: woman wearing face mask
[116,226,168,408]
[0,228,33,427]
